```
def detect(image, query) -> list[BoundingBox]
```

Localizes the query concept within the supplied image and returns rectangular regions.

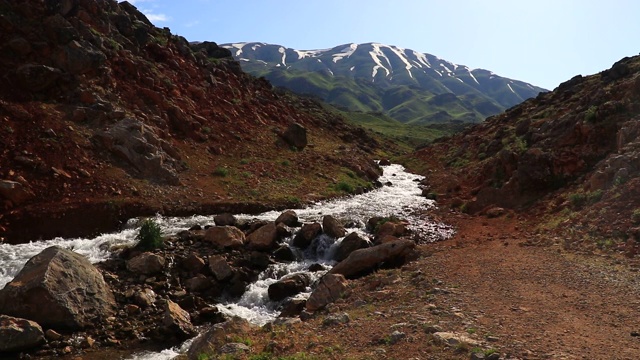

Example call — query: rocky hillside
[0,0,384,243]
[413,55,640,251]
[221,42,546,124]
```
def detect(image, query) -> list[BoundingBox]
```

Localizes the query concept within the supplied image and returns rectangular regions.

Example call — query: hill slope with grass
[221,42,547,124]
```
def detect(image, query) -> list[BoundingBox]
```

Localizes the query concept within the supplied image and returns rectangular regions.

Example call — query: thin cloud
[145,12,169,22]
[184,20,200,28]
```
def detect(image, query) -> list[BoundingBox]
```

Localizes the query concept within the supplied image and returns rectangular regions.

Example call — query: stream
[0,164,453,359]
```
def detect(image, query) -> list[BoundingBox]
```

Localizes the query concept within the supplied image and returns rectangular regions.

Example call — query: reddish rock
[163,300,196,340]
[127,252,165,275]
[293,222,322,249]
[329,239,416,279]
[247,222,279,250]
[323,215,346,238]
[0,315,45,352]
[306,274,348,312]
[204,226,246,248]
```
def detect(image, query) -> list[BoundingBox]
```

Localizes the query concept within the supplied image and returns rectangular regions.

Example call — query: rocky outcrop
[95,118,181,185]
[323,215,346,238]
[204,226,246,248]
[0,246,116,330]
[127,252,166,275]
[246,222,279,250]
[0,315,45,353]
[329,239,416,279]
[306,274,348,312]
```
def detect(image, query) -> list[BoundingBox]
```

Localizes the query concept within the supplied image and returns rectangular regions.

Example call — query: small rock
[322,313,350,326]
[219,342,250,354]
[45,328,63,341]
[275,210,299,227]
[389,330,406,344]
[214,213,237,226]
[0,315,45,352]
[208,255,234,281]
[181,253,205,273]
[163,300,196,340]
[134,288,157,308]
[127,252,165,275]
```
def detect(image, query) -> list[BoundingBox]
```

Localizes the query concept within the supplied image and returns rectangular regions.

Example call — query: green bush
[136,219,163,250]
[335,180,354,193]
[213,166,228,177]
[584,105,597,123]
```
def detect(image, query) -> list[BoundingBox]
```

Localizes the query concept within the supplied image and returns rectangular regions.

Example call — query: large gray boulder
[329,239,416,279]
[0,246,116,330]
[0,315,45,353]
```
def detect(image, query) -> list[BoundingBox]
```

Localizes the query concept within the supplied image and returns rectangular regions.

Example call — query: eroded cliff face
[414,55,640,242]
[0,0,383,242]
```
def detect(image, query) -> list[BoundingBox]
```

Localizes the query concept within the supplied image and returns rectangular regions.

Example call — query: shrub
[136,219,163,250]
[213,166,228,177]
[584,105,597,123]
[335,180,354,193]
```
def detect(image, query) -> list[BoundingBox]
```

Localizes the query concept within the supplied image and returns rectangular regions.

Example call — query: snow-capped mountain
[221,42,547,124]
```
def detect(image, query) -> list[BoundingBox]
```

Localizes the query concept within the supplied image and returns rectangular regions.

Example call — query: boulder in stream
[275,210,300,227]
[0,246,116,331]
[246,222,279,250]
[268,273,311,301]
[204,226,245,248]
[186,318,256,359]
[323,215,346,238]
[334,232,371,262]
[329,239,416,279]
[293,222,322,249]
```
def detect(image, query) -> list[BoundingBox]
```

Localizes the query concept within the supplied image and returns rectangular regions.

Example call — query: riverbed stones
[182,253,205,273]
[334,232,371,262]
[329,239,416,279]
[185,274,213,292]
[293,222,322,249]
[247,222,279,250]
[133,288,157,308]
[273,245,297,262]
[323,215,346,238]
[163,300,196,340]
[127,252,165,275]
[208,255,234,281]
[204,225,245,248]
[0,315,45,352]
[268,273,311,301]
[275,210,299,227]
[306,274,348,312]
[0,246,116,331]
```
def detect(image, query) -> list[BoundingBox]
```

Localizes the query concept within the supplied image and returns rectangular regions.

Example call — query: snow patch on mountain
[507,83,516,94]
[295,49,329,59]
[369,43,391,79]
[278,46,286,66]
[468,69,480,85]
[385,45,414,79]
[333,43,358,63]
[229,42,248,57]
[412,51,432,68]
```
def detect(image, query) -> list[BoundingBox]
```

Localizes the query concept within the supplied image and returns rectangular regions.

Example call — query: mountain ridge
[221,41,547,124]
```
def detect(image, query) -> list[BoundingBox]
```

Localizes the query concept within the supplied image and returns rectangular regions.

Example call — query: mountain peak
[221,42,547,124]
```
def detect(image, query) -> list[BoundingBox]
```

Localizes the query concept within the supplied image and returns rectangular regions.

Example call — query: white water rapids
[0,164,453,359]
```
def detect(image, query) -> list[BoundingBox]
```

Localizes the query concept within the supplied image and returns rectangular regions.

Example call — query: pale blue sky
[126,0,640,90]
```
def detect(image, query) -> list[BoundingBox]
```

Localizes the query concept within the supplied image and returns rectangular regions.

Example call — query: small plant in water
[136,218,163,250]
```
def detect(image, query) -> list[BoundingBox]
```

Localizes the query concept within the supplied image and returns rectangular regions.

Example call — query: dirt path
[419,213,640,359]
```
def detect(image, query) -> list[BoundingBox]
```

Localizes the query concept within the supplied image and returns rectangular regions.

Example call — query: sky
[125,0,640,90]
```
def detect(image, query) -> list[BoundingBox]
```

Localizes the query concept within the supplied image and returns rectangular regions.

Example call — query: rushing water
[0,164,453,359]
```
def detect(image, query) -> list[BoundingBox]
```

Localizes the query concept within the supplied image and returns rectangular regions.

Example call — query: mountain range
[221,42,547,124]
